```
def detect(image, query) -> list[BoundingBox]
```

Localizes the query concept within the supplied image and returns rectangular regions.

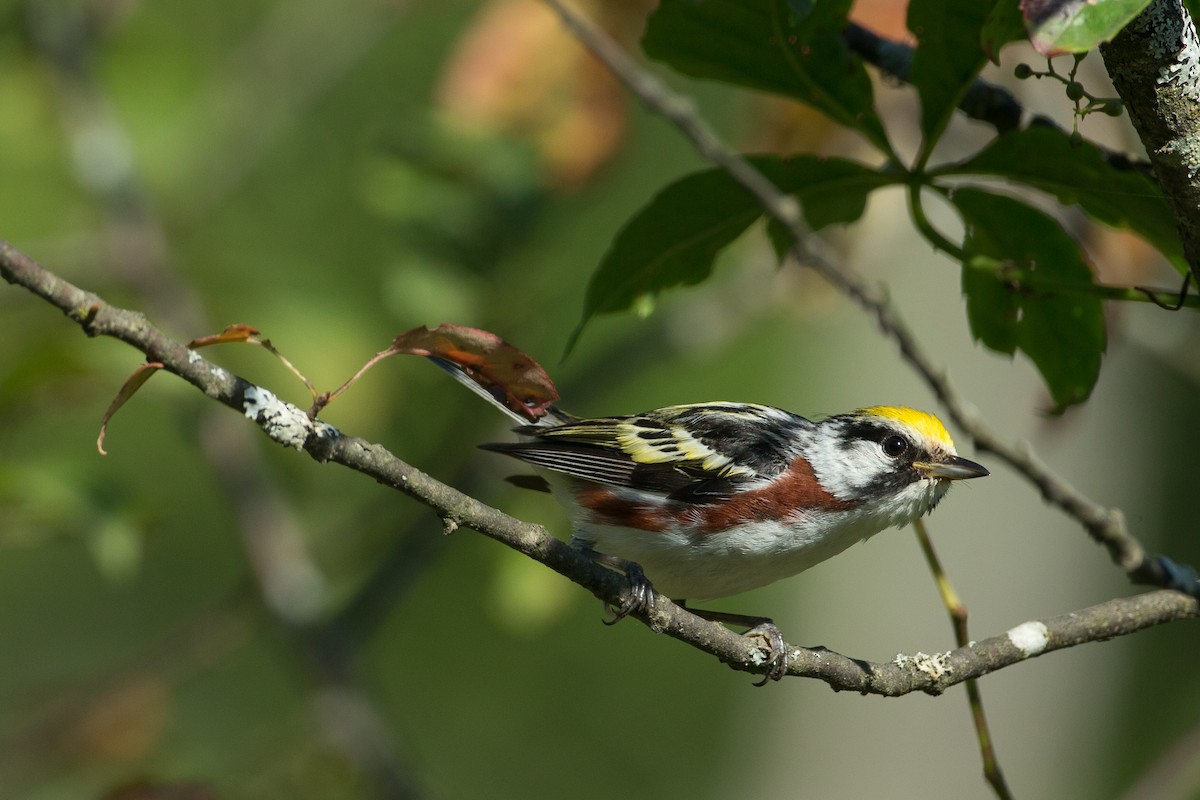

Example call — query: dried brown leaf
[322,324,558,420]
[187,323,260,348]
[389,324,558,420]
[97,362,163,455]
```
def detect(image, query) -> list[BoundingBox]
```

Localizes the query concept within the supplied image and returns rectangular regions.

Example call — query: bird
[432,357,988,680]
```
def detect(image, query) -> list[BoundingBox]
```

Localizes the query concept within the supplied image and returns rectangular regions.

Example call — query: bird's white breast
[572,510,879,600]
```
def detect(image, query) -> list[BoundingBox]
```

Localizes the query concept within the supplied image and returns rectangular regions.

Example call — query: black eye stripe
[841,420,917,460]
[841,420,892,445]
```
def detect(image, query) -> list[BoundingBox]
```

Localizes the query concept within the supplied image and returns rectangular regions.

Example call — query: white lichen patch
[1006,620,1050,657]
[187,348,232,384]
[1136,0,1200,101]
[893,651,954,680]
[242,385,339,451]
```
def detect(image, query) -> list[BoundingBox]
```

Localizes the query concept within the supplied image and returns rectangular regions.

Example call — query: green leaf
[952,188,1105,410]
[981,0,1029,63]
[908,0,993,144]
[764,157,892,261]
[642,0,890,151]
[791,160,895,230]
[1018,282,1105,411]
[962,254,1020,354]
[948,126,1187,273]
[568,156,896,351]
[765,217,794,265]
[1022,0,1152,55]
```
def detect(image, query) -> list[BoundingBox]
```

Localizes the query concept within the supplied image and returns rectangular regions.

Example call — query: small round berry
[1102,99,1124,116]
[1014,63,1033,80]
[1066,81,1086,101]
[1068,130,1084,148]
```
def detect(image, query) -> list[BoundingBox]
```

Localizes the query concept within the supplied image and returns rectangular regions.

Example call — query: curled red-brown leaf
[321,324,558,421]
[394,324,558,420]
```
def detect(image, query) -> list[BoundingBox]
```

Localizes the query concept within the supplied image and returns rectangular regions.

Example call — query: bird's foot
[686,607,790,685]
[744,622,789,685]
[577,545,656,625]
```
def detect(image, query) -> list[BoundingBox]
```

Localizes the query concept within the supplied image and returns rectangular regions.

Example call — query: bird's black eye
[882,434,909,458]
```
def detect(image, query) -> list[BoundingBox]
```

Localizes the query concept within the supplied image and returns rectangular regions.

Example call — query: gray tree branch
[1102,0,1200,281]
[1,238,1194,689]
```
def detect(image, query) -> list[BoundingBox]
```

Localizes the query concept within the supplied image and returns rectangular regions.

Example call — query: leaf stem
[908,182,964,259]
[965,259,1200,310]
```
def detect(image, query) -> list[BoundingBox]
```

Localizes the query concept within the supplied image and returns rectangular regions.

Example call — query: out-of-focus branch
[2,239,1195,689]
[842,21,1024,133]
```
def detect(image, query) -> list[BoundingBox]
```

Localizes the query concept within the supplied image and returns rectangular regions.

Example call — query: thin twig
[914,518,1012,800]
[841,21,1155,178]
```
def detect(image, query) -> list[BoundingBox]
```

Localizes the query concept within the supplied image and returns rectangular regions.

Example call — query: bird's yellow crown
[859,405,955,449]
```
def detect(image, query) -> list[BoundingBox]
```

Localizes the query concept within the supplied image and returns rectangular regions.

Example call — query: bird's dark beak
[915,455,989,481]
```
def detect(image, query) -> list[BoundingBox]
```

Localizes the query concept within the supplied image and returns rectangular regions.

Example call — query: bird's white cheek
[809,445,893,501]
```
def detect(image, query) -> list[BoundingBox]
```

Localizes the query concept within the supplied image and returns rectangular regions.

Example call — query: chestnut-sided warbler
[435,358,988,678]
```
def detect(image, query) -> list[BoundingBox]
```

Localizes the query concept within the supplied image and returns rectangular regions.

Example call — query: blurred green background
[1,1,1198,798]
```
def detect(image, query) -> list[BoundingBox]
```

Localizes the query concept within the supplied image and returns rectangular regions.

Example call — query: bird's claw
[603,561,654,625]
[746,622,789,685]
